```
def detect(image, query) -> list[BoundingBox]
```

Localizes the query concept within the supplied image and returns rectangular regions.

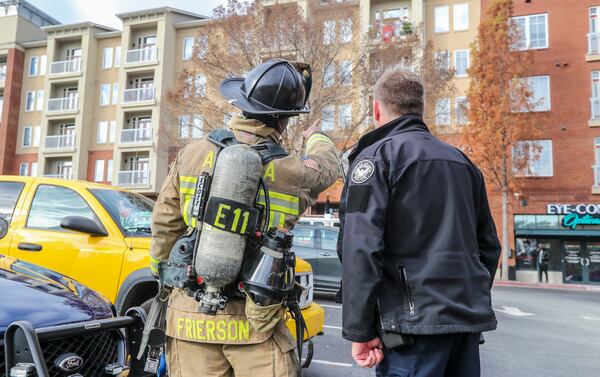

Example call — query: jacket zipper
[399,266,415,316]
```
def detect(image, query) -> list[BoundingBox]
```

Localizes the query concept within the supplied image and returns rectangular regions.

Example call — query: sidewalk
[493,280,600,292]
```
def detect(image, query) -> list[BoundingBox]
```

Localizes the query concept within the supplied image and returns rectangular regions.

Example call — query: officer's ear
[373,100,381,126]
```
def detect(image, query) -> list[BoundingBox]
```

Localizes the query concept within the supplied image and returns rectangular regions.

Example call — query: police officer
[339,68,501,376]
[150,59,340,376]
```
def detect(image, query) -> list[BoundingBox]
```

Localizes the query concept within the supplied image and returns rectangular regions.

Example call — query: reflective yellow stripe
[150,256,160,275]
[180,176,197,183]
[183,195,192,226]
[180,187,195,195]
[268,191,299,204]
[257,189,299,216]
[307,133,333,150]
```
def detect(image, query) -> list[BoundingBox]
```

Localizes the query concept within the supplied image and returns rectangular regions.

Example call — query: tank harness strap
[136,285,171,373]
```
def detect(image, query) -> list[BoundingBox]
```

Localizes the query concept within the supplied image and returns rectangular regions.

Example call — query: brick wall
[0,48,24,174]
[87,150,114,183]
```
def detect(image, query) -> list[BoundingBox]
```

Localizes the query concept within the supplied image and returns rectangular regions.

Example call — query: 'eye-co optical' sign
[547,204,600,229]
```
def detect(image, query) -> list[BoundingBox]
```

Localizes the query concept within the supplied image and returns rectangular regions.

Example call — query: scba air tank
[194,143,263,314]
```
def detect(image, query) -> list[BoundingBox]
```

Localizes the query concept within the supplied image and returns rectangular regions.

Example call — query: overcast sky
[28,0,228,29]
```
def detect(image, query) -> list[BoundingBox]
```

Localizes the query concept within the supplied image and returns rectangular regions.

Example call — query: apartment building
[475,0,600,286]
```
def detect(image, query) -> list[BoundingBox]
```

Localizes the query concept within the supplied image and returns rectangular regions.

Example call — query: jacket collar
[349,114,429,162]
[227,115,281,144]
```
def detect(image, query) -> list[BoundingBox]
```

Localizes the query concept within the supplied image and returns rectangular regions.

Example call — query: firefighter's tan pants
[166,336,299,377]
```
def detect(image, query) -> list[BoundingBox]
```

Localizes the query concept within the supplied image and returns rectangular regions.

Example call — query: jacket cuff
[342,328,378,343]
[306,132,333,151]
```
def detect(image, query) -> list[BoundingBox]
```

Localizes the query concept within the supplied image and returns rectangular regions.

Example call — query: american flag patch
[303,158,321,172]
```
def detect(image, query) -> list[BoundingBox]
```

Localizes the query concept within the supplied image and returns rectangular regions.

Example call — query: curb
[493,280,600,292]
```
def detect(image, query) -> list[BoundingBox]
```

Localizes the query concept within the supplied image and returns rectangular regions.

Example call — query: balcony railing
[47,95,79,113]
[44,173,73,180]
[120,127,152,144]
[125,46,158,64]
[594,165,600,187]
[117,170,150,186]
[589,32,600,55]
[591,98,600,120]
[50,59,81,75]
[123,87,155,104]
[45,134,75,150]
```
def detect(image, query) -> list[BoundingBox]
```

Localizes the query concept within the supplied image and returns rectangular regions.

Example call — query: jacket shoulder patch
[351,160,375,184]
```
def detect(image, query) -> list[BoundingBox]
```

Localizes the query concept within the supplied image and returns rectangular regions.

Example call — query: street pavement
[303,286,600,377]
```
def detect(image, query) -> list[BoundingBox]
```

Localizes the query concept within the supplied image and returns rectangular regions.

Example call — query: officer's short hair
[373,68,424,116]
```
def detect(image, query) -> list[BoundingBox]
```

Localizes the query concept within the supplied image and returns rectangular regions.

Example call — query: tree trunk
[501,186,509,280]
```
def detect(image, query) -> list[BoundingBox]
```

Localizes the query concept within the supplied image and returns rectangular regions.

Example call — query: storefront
[514,203,600,285]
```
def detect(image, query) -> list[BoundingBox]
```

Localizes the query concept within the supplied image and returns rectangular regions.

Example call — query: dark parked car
[0,217,146,377]
[292,225,341,292]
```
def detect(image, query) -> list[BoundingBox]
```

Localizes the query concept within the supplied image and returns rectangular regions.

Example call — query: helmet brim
[220,77,310,115]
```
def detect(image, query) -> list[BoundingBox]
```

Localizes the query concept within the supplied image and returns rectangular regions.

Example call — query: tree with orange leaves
[463,0,541,279]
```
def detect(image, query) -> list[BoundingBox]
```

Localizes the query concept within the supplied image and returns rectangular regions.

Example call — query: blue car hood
[0,255,113,334]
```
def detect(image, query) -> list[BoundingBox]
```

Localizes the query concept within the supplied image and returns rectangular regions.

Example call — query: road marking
[324,325,342,330]
[495,306,535,317]
[320,304,342,309]
[311,359,354,368]
[581,316,600,321]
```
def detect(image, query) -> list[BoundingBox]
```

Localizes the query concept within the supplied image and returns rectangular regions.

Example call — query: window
[454,50,469,77]
[340,18,353,43]
[339,104,352,129]
[194,74,206,97]
[320,229,338,250]
[453,3,469,31]
[435,50,451,70]
[0,181,25,223]
[192,116,204,139]
[593,71,600,119]
[32,126,40,147]
[112,83,119,105]
[39,55,47,75]
[322,105,335,131]
[455,97,468,125]
[25,91,35,112]
[94,160,105,182]
[27,185,97,230]
[511,14,548,50]
[183,37,194,60]
[100,84,110,106]
[324,63,335,88]
[103,47,113,69]
[106,159,113,182]
[514,140,553,177]
[293,228,315,248]
[435,98,451,126]
[434,6,450,33]
[340,60,352,86]
[30,162,38,177]
[19,162,28,176]
[323,20,336,45]
[22,126,32,147]
[178,115,190,138]
[97,121,108,144]
[197,35,208,59]
[29,56,39,76]
[89,189,153,235]
[527,75,551,112]
[109,121,116,143]
[114,47,121,67]
[36,90,44,111]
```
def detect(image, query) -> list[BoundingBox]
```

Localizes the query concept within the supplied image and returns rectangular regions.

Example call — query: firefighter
[150,59,340,376]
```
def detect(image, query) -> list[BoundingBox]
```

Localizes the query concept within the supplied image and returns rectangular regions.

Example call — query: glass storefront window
[515,238,560,271]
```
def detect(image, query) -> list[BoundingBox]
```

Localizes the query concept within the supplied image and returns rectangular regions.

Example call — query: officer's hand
[351,338,384,368]
[302,119,322,139]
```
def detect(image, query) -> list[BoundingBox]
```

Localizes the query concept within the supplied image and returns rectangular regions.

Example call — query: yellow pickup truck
[0,176,323,341]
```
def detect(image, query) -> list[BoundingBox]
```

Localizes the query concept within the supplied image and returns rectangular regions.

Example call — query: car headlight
[294,271,314,309]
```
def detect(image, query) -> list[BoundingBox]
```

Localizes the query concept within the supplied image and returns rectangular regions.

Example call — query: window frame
[340,60,352,86]
[112,83,119,105]
[434,5,450,33]
[100,83,111,106]
[106,159,113,182]
[0,181,26,223]
[435,98,451,126]
[511,13,549,51]
[338,104,352,129]
[29,56,39,77]
[94,159,105,182]
[339,18,353,43]
[97,121,109,144]
[102,47,113,69]
[22,126,32,147]
[183,36,194,60]
[32,125,40,147]
[528,75,551,112]
[25,91,35,112]
[322,105,335,131]
[455,96,469,125]
[35,90,44,111]
[453,3,469,31]
[454,49,470,77]
[19,162,29,176]
[513,139,554,177]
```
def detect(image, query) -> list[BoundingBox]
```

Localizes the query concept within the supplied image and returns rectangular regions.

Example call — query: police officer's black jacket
[338,114,501,343]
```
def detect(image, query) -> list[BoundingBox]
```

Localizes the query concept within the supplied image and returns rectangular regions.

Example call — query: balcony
[125,46,158,65]
[47,96,79,114]
[44,134,75,151]
[49,59,81,76]
[122,87,155,105]
[117,170,150,187]
[43,173,73,180]
[120,128,153,145]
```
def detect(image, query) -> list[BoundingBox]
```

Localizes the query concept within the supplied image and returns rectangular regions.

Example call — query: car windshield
[89,188,154,236]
